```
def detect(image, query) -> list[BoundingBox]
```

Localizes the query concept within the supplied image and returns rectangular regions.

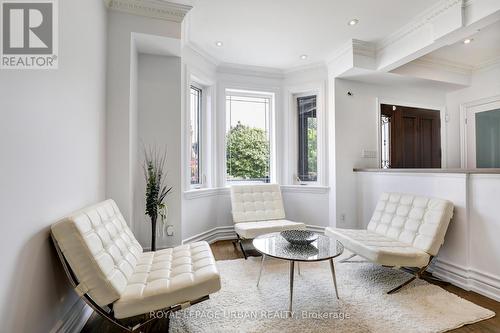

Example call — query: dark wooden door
[381,104,441,168]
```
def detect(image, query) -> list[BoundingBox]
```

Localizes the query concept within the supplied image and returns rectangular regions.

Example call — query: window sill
[183,188,223,200]
[280,185,330,194]
[184,185,329,199]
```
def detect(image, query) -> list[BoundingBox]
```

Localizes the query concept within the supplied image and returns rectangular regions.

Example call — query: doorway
[380,104,441,168]
[463,97,500,168]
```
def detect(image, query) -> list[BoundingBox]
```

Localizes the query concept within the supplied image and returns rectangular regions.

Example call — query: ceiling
[423,20,500,68]
[186,0,440,69]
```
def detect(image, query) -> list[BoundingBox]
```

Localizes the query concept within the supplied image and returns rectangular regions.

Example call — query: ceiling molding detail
[377,0,464,52]
[475,56,500,71]
[104,0,192,23]
[414,56,473,74]
[217,63,285,80]
[325,40,355,66]
[411,54,500,75]
[284,62,327,75]
[184,42,220,67]
[352,39,376,57]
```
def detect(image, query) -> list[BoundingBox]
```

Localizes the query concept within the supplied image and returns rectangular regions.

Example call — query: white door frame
[376,98,448,168]
[460,94,500,168]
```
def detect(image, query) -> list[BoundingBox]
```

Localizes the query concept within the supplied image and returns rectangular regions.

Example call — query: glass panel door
[466,100,500,168]
[476,109,500,168]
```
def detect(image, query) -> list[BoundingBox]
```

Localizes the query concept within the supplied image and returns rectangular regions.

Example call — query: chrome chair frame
[340,253,447,294]
[51,233,210,332]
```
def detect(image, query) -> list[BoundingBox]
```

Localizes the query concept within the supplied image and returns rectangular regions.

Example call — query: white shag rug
[170,255,495,333]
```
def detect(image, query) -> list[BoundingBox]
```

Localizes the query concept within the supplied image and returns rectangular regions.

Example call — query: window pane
[476,108,500,168]
[298,95,317,181]
[226,93,271,183]
[190,86,201,185]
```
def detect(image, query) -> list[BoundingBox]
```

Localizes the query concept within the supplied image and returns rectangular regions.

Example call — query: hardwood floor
[82,240,499,333]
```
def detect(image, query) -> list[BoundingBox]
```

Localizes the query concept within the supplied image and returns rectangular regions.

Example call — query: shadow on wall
[4,227,77,333]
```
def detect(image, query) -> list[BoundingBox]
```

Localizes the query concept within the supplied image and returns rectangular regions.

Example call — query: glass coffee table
[252,232,344,313]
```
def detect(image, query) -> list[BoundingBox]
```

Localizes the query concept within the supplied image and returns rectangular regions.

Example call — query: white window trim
[285,81,326,186]
[184,66,216,191]
[221,85,278,186]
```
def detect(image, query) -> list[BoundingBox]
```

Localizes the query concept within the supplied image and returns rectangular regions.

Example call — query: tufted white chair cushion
[52,199,221,318]
[326,192,454,268]
[51,199,143,306]
[234,219,306,239]
[367,193,453,256]
[230,184,286,223]
[113,242,220,319]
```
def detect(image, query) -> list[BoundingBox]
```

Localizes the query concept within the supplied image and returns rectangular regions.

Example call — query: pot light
[348,19,359,26]
[215,41,223,47]
[463,38,473,44]
[300,54,308,60]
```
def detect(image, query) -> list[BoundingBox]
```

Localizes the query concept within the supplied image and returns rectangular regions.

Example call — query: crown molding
[475,55,500,71]
[377,0,464,53]
[104,0,192,23]
[217,63,285,79]
[283,61,327,75]
[415,55,473,75]
[352,39,376,58]
[326,40,353,66]
[416,54,500,74]
[184,42,220,67]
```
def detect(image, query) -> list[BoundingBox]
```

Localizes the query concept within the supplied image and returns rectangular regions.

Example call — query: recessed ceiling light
[348,19,359,26]
[463,38,473,44]
[215,41,223,47]
[300,54,308,60]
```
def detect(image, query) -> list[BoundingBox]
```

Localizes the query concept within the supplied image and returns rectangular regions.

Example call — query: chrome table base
[257,257,340,314]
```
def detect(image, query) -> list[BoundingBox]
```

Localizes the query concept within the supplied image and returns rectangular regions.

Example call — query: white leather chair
[51,199,221,332]
[325,192,454,294]
[230,184,306,259]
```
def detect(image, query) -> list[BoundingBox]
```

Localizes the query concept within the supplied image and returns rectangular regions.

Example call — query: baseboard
[182,224,326,245]
[430,259,500,302]
[51,298,93,333]
[182,226,236,244]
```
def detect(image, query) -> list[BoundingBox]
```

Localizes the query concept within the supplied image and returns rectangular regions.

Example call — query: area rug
[170,254,495,333]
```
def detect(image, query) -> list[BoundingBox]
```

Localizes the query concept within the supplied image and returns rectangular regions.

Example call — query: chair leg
[387,276,417,294]
[339,253,357,263]
[387,262,430,294]
[236,234,248,260]
[257,254,266,286]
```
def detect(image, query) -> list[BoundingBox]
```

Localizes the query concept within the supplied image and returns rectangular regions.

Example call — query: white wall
[446,63,500,167]
[0,0,107,332]
[106,11,181,226]
[333,78,448,228]
[137,54,183,248]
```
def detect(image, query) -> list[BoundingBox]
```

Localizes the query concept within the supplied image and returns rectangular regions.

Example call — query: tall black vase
[150,214,157,252]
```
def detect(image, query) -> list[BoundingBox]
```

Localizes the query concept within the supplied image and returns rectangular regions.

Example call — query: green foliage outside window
[226,122,270,180]
[307,118,318,178]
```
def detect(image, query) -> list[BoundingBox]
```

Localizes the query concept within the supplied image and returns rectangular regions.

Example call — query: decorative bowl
[280,230,318,246]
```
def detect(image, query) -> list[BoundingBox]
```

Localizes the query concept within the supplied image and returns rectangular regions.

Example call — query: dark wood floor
[82,240,499,333]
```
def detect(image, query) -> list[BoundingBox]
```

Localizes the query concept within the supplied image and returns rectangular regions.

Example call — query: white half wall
[355,171,500,301]
[0,0,107,332]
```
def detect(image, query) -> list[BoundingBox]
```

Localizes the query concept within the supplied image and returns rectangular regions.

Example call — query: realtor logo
[1,0,58,69]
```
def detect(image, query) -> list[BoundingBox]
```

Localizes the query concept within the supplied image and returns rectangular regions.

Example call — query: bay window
[189,85,202,186]
[297,95,318,182]
[225,89,274,184]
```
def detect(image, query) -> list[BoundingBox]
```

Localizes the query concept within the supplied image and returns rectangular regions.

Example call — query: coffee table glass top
[252,232,344,262]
